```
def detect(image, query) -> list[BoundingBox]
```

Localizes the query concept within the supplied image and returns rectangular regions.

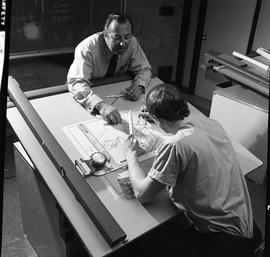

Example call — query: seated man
[121,83,262,257]
[67,13,152,124]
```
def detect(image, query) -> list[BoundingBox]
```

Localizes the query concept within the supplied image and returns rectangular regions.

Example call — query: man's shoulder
[130,35,139,45]
[76,32,104,50]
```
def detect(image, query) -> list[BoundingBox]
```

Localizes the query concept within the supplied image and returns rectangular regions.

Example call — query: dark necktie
[105,54,118,77]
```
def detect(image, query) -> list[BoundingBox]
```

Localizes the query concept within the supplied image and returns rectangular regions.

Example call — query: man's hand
[138,105,155,123]
[125,84,144,101]
[95,102,121,124]
[122,135,140,157]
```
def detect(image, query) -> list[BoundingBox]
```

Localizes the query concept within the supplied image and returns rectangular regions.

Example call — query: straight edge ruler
[77,119,161,175]
[78,123,119,170]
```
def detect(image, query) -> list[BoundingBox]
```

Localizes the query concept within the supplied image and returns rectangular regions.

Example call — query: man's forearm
[126,151,148,197]
[67,79,104,111]
[133,68,152,89]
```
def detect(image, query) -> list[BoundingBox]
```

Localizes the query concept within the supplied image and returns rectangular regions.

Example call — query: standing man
[67,13,152,124]
[121,83,262,257]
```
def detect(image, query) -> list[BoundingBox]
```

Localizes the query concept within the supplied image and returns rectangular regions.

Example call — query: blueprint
[63,109,169,171]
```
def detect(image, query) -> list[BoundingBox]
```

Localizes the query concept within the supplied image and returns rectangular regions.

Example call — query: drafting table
[6,76,262,257]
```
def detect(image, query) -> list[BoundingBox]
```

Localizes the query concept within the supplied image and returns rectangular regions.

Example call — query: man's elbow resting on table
[67,79,105,110]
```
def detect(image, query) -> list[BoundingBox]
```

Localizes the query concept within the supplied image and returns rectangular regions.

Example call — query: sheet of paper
[63,109,169,168]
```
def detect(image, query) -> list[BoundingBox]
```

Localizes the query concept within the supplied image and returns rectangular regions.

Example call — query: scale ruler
[78,123,113,161]
[77,123,123,174]
[76,121,161,175]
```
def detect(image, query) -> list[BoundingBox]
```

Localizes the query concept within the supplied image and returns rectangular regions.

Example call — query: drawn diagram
[63,110,168,172]
[83,118,162,163]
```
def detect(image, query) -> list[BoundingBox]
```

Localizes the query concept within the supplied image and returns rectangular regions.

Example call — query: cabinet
[14,142,88,257]
[210,85,268,185]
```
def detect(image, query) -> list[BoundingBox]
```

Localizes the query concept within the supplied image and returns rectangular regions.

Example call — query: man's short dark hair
[104,13,133,33]
[146,83,190,121]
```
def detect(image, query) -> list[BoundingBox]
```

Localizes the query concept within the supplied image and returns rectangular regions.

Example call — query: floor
[2,55,267,257]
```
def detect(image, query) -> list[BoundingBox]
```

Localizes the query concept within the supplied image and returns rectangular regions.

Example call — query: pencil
[105,94,126,98]
[128,110,134,136]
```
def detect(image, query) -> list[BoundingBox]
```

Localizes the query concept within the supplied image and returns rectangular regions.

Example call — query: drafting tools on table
[77,121,129,172]
[75,122,134,175]
[75,159,92,177]
[90,152,107,170]
[78,123,115,170]
[106,94,126,105]
[74,153,108,177]
[106,94,126,98]
[128,110,134,136]
[63,109,169,177]
[232,51,270,71]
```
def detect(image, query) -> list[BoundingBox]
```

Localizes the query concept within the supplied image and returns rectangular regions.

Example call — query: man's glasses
[109,33,132,43]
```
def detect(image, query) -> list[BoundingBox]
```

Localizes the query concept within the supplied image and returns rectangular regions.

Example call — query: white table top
[7,77,178,257]
[6,76,262,256]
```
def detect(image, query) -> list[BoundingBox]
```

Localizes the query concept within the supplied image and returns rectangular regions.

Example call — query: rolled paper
[232,51,269,71]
